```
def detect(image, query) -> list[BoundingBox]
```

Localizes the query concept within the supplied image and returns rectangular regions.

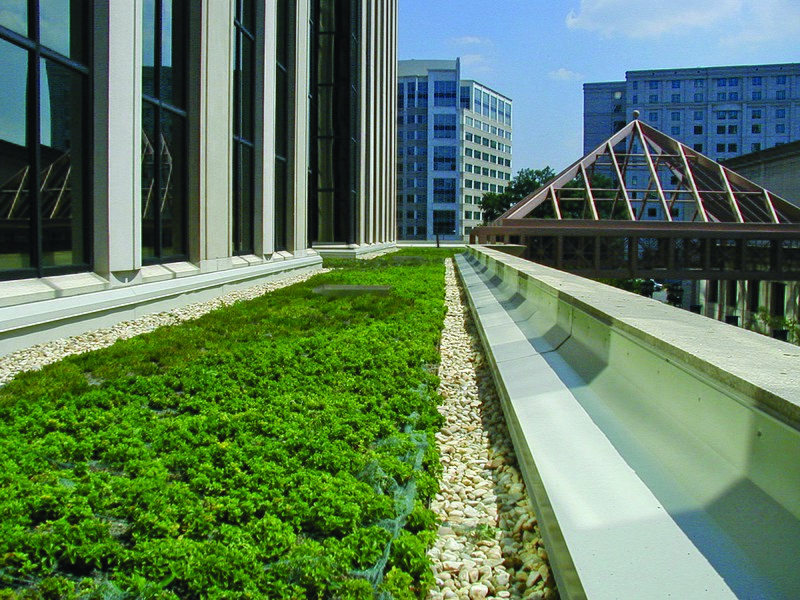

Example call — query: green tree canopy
[477,167,556,223]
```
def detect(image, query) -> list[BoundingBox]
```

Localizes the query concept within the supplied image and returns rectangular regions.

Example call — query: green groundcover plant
[0,249,458,599]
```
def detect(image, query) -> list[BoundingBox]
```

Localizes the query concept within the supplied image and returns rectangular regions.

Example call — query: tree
[477,167,556,223]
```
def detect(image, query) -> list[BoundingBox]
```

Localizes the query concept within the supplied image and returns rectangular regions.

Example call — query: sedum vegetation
[0,250,458,599]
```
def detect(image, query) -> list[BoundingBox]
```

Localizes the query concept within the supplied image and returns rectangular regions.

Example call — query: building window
[694,79,704,88]
[672,80,681,89]
[776,124,786,133]
[728,92,738,100]
[671,111,680,121]
[728,143,737,153]
[717,92,726,101]
[649,80,659,89]
[776,90,786,100]
[717,125,726,134]
[233,0,257,255]
[693,93,704,102]
[417,81,427,105]
[434,80,457,107]
[433,209,456,235]
[460,85,471,109]
[728,78,739,86]
[775,75,787,85]
[433,114,457,138]
[751,124,762,134]
[751,143,761,152]
[694,125,703,134]
[671,94,680,103]
[648,111,658,121]
[716,143,726,153]
[310,0,360,244]
[0,1,91,279]
[433,146,456,171]
[751,91,761,100]
[693,143,703,152]
[752,109,762,119]
[671,126,680,135]
[716,78,726,87]
[649,94,658,103]
[752,76,762,85]
[776,108,786,119]
[142,0,189,262]
[694,110,703,120]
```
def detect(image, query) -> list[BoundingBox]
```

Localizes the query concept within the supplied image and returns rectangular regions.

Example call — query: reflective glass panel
[241,0,254,32]
[159,110,185,257]
[161,0,186,107]
[0,38,30,270]
[141,103,157,258]
[142,0,156,97]
[40,58,86,267]
[40,0,85,61]
[237,144,253,253]
[241,35,254,140]
[0,0,27,37]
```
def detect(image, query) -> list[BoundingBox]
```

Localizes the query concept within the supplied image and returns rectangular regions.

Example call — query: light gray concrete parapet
[456,246,800,600]
[0,255,322,357]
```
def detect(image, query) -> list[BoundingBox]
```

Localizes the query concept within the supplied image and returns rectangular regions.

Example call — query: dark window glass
[142,0,187,262]
[233,0,256,254]
[1,4,90,279]
[40,59,87,267]
[0,39,30,270]
[274,0,291,251]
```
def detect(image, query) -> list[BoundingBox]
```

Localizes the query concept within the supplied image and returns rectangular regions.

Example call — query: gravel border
[0,269,328,387]
[428,259,557,600]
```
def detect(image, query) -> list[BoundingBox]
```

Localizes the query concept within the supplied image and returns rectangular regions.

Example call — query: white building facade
[0,1,398,355]
[397,60,512,241]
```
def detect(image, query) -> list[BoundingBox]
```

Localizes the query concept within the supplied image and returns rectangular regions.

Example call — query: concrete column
[196,0,234,266]
[257,1,277,256]
[291,0,310,254]
[93,0,143,279]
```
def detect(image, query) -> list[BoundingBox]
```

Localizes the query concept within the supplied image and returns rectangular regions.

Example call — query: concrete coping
[469,246,800,428]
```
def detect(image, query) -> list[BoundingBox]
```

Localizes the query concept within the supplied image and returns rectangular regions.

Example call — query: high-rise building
[0,1,398,355]
[397,59,513,241]
[585,63,800,160]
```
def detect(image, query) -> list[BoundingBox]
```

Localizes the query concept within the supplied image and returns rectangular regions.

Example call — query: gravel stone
[428,259,557,599]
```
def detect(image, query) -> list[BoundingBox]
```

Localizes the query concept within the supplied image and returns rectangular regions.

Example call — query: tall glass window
[233,0,255,254]
[309,0,360,244]
[0,1,90,279]
[142,0,188,262]
[274,0,291,251]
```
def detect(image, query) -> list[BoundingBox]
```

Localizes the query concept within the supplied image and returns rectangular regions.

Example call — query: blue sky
[399,0,800,172]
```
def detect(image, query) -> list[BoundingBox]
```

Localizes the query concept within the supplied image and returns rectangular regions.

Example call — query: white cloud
[719,0,800,45]
[448,35,493,47]
[459,53,493,74]
[565,0,744,38]
[549,68,585,82]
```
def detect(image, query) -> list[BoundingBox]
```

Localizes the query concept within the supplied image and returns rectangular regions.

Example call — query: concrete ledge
[456,246,800,600]
[0,255,322,357]
[312,241,397,259]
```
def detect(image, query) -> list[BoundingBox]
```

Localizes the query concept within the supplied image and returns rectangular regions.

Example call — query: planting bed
[0,250,456,599]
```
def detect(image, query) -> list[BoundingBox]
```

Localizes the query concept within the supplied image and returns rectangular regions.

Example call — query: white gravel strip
[0,268,328,387]
[429,259,557,600]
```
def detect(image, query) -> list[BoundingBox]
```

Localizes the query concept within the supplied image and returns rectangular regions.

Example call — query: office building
[0,1,398,355]
[397,59,512,241]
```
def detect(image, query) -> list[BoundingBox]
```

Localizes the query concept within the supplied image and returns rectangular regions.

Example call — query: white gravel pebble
[428,259,557,599]
[0,268,328,387]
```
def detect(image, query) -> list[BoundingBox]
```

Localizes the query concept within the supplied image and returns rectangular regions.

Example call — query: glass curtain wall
[309,0,360,245]
[274,0,291,251]
[142,0,188,263]
[0,1,90,280]
[233,0,255,255]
